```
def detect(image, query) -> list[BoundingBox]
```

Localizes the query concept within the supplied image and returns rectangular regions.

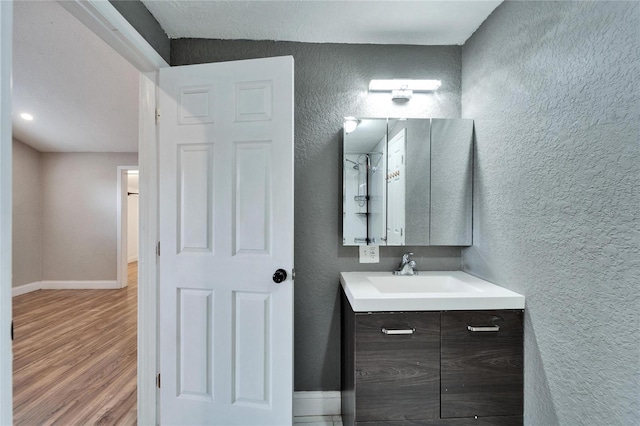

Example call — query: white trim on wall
[12,281,40,297]
[12,280,120,296]
[41,280,119,290]
[58,0,168,72]
[293,391,342,417]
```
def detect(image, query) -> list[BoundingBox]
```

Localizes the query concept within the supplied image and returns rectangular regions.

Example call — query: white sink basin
[367,275,481,294]
[340,271,525,312]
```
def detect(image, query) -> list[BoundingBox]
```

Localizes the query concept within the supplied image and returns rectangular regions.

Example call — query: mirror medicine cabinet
[343,118,473,247]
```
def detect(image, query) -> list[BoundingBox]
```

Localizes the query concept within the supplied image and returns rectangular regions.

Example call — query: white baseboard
[128,256,138,263]
[293,391,341,417]
[12,281,41,297]
[40,280,119,290]
[13,280,121,296]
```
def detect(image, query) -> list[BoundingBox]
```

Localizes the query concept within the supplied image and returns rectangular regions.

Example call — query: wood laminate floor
[12,263,138,426]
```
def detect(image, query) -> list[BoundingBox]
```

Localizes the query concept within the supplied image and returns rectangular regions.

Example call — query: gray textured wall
[109,0,170,63]
[462,2,639,424]
[12,139,41,287]
[41,153,138,281]
[172,40,463,390]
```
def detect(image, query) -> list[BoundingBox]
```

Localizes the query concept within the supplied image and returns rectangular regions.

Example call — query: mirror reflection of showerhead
[344,158,359,170]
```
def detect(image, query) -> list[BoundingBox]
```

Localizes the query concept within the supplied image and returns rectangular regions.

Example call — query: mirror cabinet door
[388,119,431,246]
[430,119,473,246]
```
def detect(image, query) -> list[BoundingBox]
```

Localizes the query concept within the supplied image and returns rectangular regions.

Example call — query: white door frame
[0,1,13,423]
[137,70,161,425]
[116,166,138,289]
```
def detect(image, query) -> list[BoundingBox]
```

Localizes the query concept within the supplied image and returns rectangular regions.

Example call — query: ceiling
[12,0,501,153]
[345,119,388,154]
[12,0,140,153]
[142,1,502,46]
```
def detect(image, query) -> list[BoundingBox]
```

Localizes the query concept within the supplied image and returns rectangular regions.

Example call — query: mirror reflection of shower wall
[343,154,366,244]
[343,152,386,244]
[343,118,387,245]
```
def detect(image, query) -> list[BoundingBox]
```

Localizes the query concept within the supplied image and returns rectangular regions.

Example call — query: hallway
[12,263,138,425]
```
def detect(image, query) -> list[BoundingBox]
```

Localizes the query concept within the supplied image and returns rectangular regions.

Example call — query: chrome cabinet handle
[467,325,500,332]
[381,327,415,335]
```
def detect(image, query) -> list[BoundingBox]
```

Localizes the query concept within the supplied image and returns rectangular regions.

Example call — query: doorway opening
[10,1,142,423]
[118,167,140,290]
[2,0,164,423]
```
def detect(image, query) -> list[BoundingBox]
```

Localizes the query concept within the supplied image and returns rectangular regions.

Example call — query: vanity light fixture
[369,79,441,102]
[391,87,413,102]
[344,117,360,134]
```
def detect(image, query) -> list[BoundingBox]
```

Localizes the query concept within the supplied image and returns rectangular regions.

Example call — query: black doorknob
[273,269,287,283]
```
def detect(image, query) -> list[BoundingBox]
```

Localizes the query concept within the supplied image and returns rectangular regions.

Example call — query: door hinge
[156,241,160,257]
[156,373,161,388]
[291,268,296,281]
[155,108,160,125]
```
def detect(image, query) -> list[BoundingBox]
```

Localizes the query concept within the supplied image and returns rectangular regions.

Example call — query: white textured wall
[41,153,138,281]
[12,139,41,287]
[462,2,639,424]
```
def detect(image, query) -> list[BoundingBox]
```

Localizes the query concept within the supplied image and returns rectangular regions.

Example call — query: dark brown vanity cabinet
[342,295,524,425]
[346,311,441,423]
[441,311,524,419]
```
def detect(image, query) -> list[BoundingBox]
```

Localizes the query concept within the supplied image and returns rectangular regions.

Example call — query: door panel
[178,144,214,253]
[234,141,271,255]
[235,81,272,121]
[178,288,214,400]
[159,56,294,425]
[232,291,270,407]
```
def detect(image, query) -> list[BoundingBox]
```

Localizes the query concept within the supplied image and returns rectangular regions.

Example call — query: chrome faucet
[394,252,418,276]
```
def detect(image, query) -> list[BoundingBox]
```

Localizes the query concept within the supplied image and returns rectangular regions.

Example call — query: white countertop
[340,271,525,312]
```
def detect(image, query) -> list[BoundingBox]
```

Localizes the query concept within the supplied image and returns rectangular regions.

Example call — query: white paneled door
[387,129,406,246]
[158,56,294,425]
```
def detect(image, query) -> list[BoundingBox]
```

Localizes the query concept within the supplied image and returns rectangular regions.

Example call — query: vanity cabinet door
[355,312,440,422]
[440,310,524,419]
